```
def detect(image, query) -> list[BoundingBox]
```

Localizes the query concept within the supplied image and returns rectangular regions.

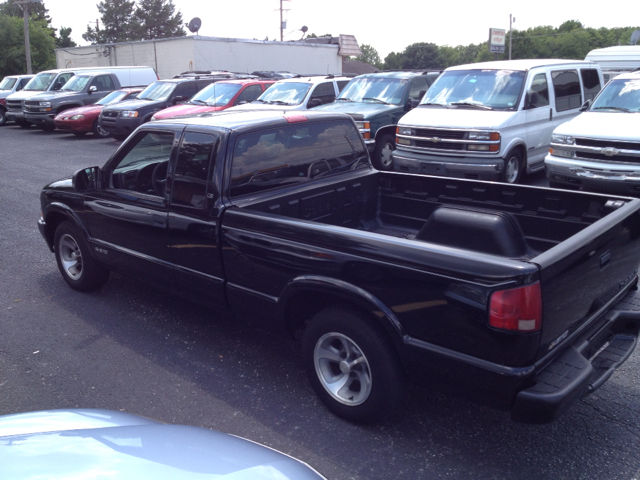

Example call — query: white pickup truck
[545,70,640,194]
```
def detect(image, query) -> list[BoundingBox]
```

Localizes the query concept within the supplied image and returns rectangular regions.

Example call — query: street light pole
[509,14,515,60]
[15,0,42,74]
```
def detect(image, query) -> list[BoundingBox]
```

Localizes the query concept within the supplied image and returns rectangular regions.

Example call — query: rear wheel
[302,306,405,423]
[54,221,110,291]
[372,133,396,171]
[92,118,110,138]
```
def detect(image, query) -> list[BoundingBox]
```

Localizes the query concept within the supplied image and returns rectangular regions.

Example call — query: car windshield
[337,77,408,105]
[0,77,17,91]
[24,73,57,91]
[421,69,526,109]
[96,90,133,105]
[591,78,640,112]
[138,81,176,101]
[255,82,311,105]
[61,75,92,92]
[191,83,242,106]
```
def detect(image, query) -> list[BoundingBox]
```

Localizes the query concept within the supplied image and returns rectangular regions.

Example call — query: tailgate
[532,198,640,360]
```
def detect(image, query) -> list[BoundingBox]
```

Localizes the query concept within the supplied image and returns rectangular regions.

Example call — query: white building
[54,35,361,79]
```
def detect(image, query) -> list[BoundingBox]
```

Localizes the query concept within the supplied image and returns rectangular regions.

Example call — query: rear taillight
[489,282,541,332]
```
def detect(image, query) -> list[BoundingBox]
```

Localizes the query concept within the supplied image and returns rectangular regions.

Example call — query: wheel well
[283,290,397,345]
[43,212,71,248]
[0,105,6,112]
[375,126,396,142]
[507,144,526,163]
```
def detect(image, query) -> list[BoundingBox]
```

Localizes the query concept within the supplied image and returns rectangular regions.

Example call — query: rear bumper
[511,287,640,423]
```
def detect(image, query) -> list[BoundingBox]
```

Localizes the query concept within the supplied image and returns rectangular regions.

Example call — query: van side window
[529,73,550,108]
[580,69,601,101]
[171,132,217,208]
[230,120,367,197]
[409,77,429,103]
[552,70,582,111]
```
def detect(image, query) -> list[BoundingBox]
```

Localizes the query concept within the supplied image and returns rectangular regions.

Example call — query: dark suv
[99,76,224,139]
[314,70,441,170]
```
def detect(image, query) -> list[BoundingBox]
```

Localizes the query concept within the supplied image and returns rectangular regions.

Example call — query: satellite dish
[186,17,202,34]
[301,26,308,33]
[630,29,640,45]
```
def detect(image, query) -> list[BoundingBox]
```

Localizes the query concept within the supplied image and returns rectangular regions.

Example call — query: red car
[151,79,274,120]
[54,87,143,137]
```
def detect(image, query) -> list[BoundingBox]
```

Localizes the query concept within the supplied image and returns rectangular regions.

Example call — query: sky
[40,0,638,59]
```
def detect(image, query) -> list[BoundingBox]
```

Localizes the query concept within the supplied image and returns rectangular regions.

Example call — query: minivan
[392,59,603,183]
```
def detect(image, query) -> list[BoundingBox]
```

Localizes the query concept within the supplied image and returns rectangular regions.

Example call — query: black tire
[372,133,396,171]
[501,150,523,184]
[302,306,405,423]
[73,131,87,137]
[17,120,31,128]
[40,124,55,132]
[0,108,6,126]
[54,221,110,292]
[92,118,110,138]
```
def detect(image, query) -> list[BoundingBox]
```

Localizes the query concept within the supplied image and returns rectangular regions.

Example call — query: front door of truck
[167,129,228,309]
[83,128,178,288]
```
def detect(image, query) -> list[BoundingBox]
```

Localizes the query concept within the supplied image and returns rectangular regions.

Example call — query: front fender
[42,202,90,249]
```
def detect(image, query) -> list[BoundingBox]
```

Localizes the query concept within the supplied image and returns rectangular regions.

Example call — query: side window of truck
[528,73,550,108]
[580,69,601,102]
[235,84,263,105]
[54,73,73,90]
[229,120,367,197]
[170,132,217,208]
[551,70,582,111]
[91,75,115,91]
[309,82,336,106]
[409,77,429,103]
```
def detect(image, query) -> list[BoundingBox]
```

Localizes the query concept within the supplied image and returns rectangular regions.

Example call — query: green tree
[56,27,76,48]
[306,33,332,38]
[134,0,185,40]
[382,51,404,70]
[83,0,136,44]
[354,44,381,69]
[0,14,55,77]
[0,0,51,24]
[401,42,443,69]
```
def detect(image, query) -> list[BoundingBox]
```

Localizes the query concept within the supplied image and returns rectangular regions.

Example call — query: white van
[545,70,640,194]
[392,59,603,183]
[585,45,640,83]
[5,66,156,127]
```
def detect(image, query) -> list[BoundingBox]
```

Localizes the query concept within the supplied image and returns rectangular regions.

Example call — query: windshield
[421,69,526,109]
[591,78,640,112]
[255,82,311,105]
[191,83,242,106]
[337,77,408,105]
[0,77,17,91]
[138,81,176,101]
[62,75,91,92]
[97,90,133,106]
[24,73,57,91]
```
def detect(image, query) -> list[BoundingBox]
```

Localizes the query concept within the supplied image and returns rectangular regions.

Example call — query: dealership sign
[489,28,506,53]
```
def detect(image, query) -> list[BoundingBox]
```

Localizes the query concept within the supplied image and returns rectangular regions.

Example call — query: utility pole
[278,0,290,41]
[509,14,515,60]
[15,0,41,74]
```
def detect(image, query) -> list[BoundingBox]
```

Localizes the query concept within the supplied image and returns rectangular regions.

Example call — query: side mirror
[579,99,592,112]
[52,82,63,91]
[88,86,97,93]
[237,100,248,105]
[173,96,186,104]
[405,100,413,111]
[73,166,101,192]
[308,98,322,108]
[524,91,540,110]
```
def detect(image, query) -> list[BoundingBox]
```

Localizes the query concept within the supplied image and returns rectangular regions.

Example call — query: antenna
[630,29,640,45]
[186,17,202,35]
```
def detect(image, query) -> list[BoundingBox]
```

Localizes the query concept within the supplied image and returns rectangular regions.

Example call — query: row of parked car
[2,60,639,194]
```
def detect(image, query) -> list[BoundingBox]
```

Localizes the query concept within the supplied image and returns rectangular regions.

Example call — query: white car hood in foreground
[553,111,640,141]
[399,106,521,130]
[0,409,325,480]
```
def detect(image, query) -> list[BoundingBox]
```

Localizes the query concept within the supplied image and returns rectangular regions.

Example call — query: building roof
[342,59,379,75]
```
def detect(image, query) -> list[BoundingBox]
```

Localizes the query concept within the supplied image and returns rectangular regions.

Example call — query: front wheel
[372,133,396,171]
[17,120,31,128]
[92,118,110,138]
[0,108,7,126]
[302,306,405,423]
[54,221,110,291]
[501,150,523,184]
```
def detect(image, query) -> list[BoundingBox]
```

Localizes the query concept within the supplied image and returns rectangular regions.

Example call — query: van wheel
[501,151,523,184]
[302,306,405,423]
[92,119,110,138]
[372,134,396,171]
[54,221,110,292]
[0,108,7,126]
[17,120,31,128]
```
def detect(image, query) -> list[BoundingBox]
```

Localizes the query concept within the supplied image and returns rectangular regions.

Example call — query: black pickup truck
[38,110,640,424]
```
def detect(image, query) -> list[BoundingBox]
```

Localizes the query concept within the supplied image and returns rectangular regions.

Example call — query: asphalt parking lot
[1,123,639,480]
